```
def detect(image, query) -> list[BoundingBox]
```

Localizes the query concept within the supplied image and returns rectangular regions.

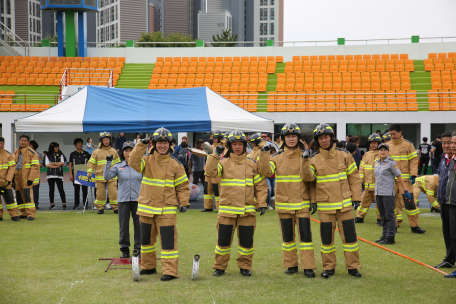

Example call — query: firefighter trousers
[319,210,361,270]
[14,170,36,218]
[140,214,179,277]
[356,190,381,220]
[214,214,256,271]
[204,177,220,210]
[394,182,419,227]
[278,211,316,270]
[95,180,118,211]
[0,185,18,219]
[412,182,439,209]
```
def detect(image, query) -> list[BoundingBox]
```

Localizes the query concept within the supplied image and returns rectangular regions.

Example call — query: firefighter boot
[304,269,315,278]
[140,268,157,275]
[321,269,335,279]
[285,266,298,275]
[354,217,364,223]
[161,274,177,281]
[411,227,426,234]
[377,219,383,226]
[98,209,104,214]
[375,236,385,243]
[348,269,362,277]
[380,237,395,244]
[11,216,20,221]
[213,269,225,277]
[240,269,252,277]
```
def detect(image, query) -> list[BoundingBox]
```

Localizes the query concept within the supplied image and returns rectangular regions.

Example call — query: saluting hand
[141,138,150,145]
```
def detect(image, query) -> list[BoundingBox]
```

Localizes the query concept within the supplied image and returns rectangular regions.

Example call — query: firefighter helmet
[152,127,172,142]
[225,130,247,157]
[368,133,382,142]
[313,123,334,140]
[212,130,224,141]
[99,131,111,141]
[249,133,263,146]
[382,132,391,141]
[280,123,301,140]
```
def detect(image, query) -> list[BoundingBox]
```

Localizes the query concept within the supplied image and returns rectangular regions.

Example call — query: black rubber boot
[348,269,362,277]
[161,274,178,281]
[379,237,395,244]
[304,269,315,278]
[120,251,130,258]
[213,269,225,276]
[114,210,118,214]
[27,216,34,221]
[377,219,383,226]
[11,216,20,221]
[97,209,104,214]
[240,269,252,277]
[411,227,426,234]
[20,215,27,219]
[285,266,299,275]
[431,207,440,213]
[201,209,213,212]
[0,217,2,221]
[434,261,454,269]
[321,269,335,279]
[354,217,364,223]
[375,236,385,243]
[140,268,157,275]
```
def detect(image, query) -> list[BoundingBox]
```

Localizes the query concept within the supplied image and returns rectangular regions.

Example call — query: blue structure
[40,0,99,57]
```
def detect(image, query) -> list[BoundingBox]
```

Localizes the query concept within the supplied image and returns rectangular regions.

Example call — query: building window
[260,0,263,5]
[30,18,33,31]
[116,23,118,38]
[37,4,41,17]
[260,8,263,20]
[6,0,11,14]
[111,24,115,39]
[264,8,268,20]
[116,5,118,20]
[270,22,274,35]
[270,8,274,20]
[111,7,114,21]
[271,0,275,4]
[260,23,263,35]
[264,23,267,35]
[264,0,268,5]
[100,11,104,25]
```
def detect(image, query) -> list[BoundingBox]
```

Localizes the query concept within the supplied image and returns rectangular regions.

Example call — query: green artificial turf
[1,209,455,303]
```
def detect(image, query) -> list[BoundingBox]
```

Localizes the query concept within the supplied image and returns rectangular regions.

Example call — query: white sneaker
[268,206,274,210]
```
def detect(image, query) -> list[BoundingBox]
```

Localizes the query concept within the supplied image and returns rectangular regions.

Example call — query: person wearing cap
[374,144,410,244]
[355,133,383,226]
[104,141,143,258]
[413,175,440,213]
[87,132,120,214]
[202,130,225,212]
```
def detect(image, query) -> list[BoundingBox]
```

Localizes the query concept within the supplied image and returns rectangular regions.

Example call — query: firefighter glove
[403,190,411,201]
[258,207,266,215]
[410,176,416,185]
[302,149,311,159]
[27,180,33,186]
[310,203,317,215]
[215,145,225,156]
[179,206,187,213]
[353,201,360,210]
[106,154,113,161]
[141,138,150,145]
[261,145,271,152]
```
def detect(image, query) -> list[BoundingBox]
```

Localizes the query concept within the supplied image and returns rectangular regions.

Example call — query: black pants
[193,171,205,185]
[376,195,397,238]
[48,178,66,205]
[118,201,140,252]
[418,157,429,175]
[440,204,456,265]
[73,182,88,207]
[33,183,40,207]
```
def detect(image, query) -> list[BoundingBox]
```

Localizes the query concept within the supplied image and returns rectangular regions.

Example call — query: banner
[74,170,95,187]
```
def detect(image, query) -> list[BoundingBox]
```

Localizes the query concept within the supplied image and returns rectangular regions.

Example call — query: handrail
[0,20,28,55]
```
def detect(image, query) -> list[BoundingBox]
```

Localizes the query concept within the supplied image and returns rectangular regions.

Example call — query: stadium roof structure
[14,86,273,133]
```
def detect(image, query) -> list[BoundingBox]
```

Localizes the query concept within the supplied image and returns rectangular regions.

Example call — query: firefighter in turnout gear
[202,130,225,212]
[355,133,383,225]
[247,133,266,161]
[260,123,317,278]
[387,124,425,234]
[87,132,120,214]
[13,135,40,220]
[301,124,362,278]
[382,132,391,144]
[0,137,19,221]
[129,127,190,281]
[206,130,268,277]
[413,175,440,212]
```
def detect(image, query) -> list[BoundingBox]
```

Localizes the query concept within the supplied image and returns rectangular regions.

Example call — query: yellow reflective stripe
[110,200,118,205]
[142,177,174,187]
[245,205,256,213]
[87,169,93,173]
[317,198,352,210]
[204,195,214,199]
[407,151,417,160]
[321,245,336,253]
[112,158,120,164]
[5,202,17,209]
[0,165,8,169]
[215,245,231,255]
[316,172,347,183]
[275,201,309,210]
[431,201,439,207]
[215,196,220,201]
[141,244,156,253]
[282,242,296,251]
[270,161,276,174]
[217,163,223,177]
[420,179,434,195]
[23,203,35,208]
[88,158,97,164]
[364,183,375,189]
[300,242,314,250]
[141,158,145,173]
[137,204,162,214]
[253,174,264,184]
[95,199,106,204]
[219,206,245,215]
[405,208,420,215]
[30,160,40,164]
[18,204,25,209]
[25,163,31,168]
[238,246,254,255]
[310,165,316,176]
[163,207,177,214]
[174,174,188,186]
[97,160,107,165]
[359,173,365,178]
[343,242,359,252]
[276,175,301,182]
[161,251,178,259]
[346,162,357,174]
[220,179,253,186]
[8,161,16,166]
[358,207,368,213]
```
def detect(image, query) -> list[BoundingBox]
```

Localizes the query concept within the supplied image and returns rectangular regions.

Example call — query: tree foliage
[137,32,195,47]
[211,29,238,47]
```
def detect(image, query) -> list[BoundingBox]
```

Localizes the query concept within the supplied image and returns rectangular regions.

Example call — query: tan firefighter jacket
[13,147,40,186]
[415,175,438,203]
[359,149,379,191]
[301,144,362,214]
[0,149,16,187]
[387,136,418,181]
[260,147,313,214]
[204,143,221,184]
[87,143,120,182]
[206,152,267,218]
[130,141,190,217]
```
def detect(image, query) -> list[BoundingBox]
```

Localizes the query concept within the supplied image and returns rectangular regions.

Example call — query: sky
[284,0,456,42]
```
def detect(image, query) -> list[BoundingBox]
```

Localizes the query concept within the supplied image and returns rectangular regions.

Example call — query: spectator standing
[45,142,67,210]
[69,138,90,209]
[177,141,191,178]
[376,130,382,135]
[189,141,206,185]
[170,138,178,159]
[86,137,94,156]
[340,134,352,147]
[274,133,281,147]
[115,132,126,154]
[349,136,362,169]
[174,136,192,156]
[29,140,43,209]
[133,133,141,145]
[418,137,431,175]
[431,134,443,174]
